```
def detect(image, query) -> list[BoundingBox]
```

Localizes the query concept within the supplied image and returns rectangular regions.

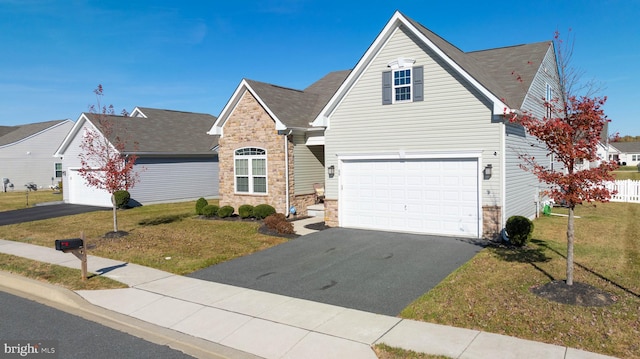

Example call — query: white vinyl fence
[605,180,640,203]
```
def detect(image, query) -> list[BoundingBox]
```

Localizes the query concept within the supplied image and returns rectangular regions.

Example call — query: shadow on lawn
[138,213,190,226]
[491,242,555,281]
[532,239,640,299]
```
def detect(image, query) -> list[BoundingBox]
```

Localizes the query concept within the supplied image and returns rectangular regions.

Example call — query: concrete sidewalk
[0,238,617,359]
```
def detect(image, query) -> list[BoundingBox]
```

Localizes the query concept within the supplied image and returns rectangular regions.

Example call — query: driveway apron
[189,228,484,316]
[0,204,109,226]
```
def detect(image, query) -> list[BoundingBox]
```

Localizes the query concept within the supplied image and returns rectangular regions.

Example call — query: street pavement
[0,218,619,359]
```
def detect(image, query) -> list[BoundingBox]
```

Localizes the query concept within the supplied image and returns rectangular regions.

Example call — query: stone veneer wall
[218,91,295,214]
[482,205,502,240]
[291,194,315,216]
[324,199,338,227]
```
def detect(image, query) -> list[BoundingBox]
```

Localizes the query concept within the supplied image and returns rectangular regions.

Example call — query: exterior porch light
[483,164,492,180]
[328,165,335,178]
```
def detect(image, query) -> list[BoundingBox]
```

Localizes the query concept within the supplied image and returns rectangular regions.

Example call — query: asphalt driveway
[189,227,484,316]
[0,203,109,226]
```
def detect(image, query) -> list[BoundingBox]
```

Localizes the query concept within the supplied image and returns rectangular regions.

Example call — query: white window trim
[234,147,268,194]
[388,58,415,104]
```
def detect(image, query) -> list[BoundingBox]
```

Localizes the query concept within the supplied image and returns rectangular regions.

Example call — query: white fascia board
[54,114,89,157]
[337,150,483,161]
[207,79,287,135]
[399,16,509,114]
[305,136,325,146]
[130,107,146,118]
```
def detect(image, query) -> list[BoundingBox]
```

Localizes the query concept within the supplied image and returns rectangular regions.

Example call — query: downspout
[283,130,292,217]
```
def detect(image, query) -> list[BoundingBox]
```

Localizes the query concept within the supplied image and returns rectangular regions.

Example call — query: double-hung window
[393,69,412,102]
[55,163,62,178]
[234,147,267,194]
[545,83,553,118]
[382,58,423,105]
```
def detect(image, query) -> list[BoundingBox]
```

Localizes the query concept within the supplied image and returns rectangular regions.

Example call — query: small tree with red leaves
[78,85,139,234]
[506,32,617,285]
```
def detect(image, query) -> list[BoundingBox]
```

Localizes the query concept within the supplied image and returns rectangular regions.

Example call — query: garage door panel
[341,158,479,237]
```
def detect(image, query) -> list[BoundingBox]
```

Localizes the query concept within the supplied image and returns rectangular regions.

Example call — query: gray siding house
[312,11,558,238]
[0,120,74,191]
[211,11,558,239]
[55,107,218,207]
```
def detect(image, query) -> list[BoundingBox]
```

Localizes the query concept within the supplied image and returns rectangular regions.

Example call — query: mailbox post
[55,232,88,281]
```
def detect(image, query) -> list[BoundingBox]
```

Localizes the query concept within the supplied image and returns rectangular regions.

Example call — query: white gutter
[283,130,292,217]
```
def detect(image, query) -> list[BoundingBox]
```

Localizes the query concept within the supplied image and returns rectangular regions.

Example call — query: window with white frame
[394,69,412,102]
[55,163,62,178]
[382,58,423,105]
[234,147,267,194]
[545,83,553,118]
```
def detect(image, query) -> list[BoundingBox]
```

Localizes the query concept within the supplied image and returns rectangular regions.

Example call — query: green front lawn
[401,202,640,359]
[0,190,62,212]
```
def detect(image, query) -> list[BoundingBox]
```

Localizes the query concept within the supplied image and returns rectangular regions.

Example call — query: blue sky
[1,0,638,135]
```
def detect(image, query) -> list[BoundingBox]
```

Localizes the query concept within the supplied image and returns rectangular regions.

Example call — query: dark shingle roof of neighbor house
[245,69,351,129]
[0,120,69,146]
[612,141,640,154]
[86,108,217,155]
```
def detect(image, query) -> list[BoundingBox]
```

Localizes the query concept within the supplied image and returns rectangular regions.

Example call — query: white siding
[292,134,324,195]
[0,121,73,191]
[325,26,501,206]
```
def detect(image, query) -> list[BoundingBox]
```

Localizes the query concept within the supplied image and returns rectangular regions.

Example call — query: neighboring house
[0,120,74,191]
[211,11,560,239]
[610,142,640,166]
[55,107,218,207]
[208,71,349,215]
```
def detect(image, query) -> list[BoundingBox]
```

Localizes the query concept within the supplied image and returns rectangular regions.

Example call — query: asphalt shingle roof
[612,141,640,154]
[86,108,217,154]
[405,13,551,109]
[245,70,351,129]
[0,120,69,146]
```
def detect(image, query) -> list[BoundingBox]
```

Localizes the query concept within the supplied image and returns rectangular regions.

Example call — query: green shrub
[238,204,254,219]
[195,197,208,215]
[202,204,219,218]
[264,213,294,234]
[113,190,130,209]
[253,204,276,220]
[217,205,234,218]
[505,215,534,246]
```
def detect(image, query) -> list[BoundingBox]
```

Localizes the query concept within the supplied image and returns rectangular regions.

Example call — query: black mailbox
[55,238,84,251]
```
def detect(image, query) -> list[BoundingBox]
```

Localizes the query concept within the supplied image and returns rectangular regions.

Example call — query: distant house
[610,142,640,166]
[0,120,74,191]
[55,107,218,207]
[211,11,560,239]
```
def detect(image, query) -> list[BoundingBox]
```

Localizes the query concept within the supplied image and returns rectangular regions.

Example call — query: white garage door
[341,158,479,237]
[68,169,112,207]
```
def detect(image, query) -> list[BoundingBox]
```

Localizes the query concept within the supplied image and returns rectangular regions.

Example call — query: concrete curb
[0,271,260,359]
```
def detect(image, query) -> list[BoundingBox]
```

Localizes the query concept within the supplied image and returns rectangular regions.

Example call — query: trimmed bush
[253,204,276,220]
[505,215,534,246]
[202,204,219,218]
[113,190,130,209]
[195,197,208,215]
[217,205,234,218]
[264,213,294,234]
[238,204,255,219]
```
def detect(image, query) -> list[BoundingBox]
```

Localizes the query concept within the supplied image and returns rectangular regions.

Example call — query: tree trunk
[111,194,118,233]
[566,206,575,285]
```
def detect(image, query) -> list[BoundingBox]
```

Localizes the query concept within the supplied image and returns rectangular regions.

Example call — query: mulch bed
[530,280,616,307]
